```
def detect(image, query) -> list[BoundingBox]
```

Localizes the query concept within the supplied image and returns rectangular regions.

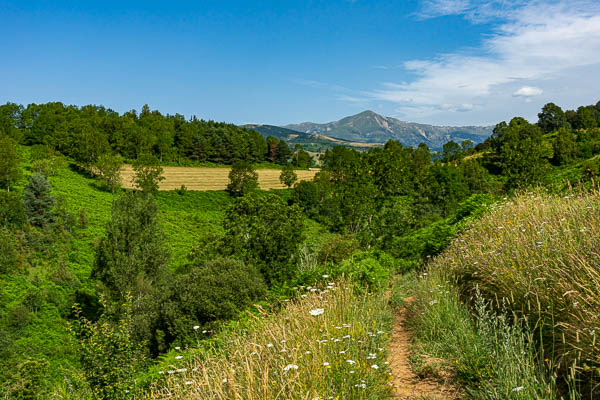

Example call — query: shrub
[316,234,360,265]
[336,251,393,290]
[73,295,147,400]
[0,135,22,191]
[30,146,65,177]
[0,227,18,274]
[162,258,266,344]
[0,191,26,228]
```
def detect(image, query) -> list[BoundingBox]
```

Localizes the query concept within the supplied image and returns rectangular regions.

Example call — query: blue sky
[1,0,600,126]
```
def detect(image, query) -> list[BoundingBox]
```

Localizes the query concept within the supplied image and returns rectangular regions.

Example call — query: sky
[1,0,600,126]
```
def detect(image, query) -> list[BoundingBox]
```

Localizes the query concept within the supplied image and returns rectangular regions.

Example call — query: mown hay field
[120,166,319,191]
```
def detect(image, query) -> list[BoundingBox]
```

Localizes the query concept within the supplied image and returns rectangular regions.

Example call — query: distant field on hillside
[120,165,319,190]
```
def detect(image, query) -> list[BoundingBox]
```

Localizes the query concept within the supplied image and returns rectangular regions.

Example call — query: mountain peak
[353,110,381,118]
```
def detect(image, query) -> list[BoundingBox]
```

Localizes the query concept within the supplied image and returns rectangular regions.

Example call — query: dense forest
[0,102,313,169]
[0,99,599,398]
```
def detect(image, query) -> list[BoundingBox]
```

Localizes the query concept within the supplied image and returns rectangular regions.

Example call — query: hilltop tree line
[0,101,312,169]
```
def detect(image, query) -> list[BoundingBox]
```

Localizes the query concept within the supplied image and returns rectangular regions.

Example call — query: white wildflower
[309,308,325,316]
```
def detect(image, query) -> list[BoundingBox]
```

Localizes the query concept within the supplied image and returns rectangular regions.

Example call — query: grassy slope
[401,191,600,398]
[2,147,329,394]
[149,279,393,400]
[1,153,239,391]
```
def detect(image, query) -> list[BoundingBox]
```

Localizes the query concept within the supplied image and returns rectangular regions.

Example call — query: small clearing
[389,297,460,399]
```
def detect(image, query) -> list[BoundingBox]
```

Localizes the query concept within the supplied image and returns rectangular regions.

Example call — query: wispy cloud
[373,0,600,124]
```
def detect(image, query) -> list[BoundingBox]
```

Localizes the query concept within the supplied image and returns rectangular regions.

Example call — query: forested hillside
[0,102,312,168]
[0,99,600,398]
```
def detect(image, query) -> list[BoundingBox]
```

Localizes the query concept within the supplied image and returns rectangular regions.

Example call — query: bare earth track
[390,297,460,399]
[120,165,319,191]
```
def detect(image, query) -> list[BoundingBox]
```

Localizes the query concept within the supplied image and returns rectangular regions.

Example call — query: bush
[0,191,26,228]
[336,251,393,290]
[73,295,147,400]
[0,228,18,274]
[162,258,266,344]
[316,234,361,265]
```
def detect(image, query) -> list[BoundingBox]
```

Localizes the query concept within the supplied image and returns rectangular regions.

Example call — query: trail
[389,297,460,399]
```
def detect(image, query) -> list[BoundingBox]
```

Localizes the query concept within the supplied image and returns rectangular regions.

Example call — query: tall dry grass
[431,190,600,395]
[148,279,393,399]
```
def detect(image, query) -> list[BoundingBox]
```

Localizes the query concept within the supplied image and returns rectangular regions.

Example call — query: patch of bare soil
[389,297,460,399]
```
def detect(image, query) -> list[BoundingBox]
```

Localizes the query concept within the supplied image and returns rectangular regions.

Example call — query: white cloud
[513,86,543,97]
[371,0,600,124]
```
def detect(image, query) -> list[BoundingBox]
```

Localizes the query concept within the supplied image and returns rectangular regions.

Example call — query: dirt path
[389,297,460,399]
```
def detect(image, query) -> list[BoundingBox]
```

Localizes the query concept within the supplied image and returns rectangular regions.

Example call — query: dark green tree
[572,106,598,130]
[421,163,469,217]
[92,192,170,349]
[22,173,55,227]
[131,153,164,193]
[0,136,22,191]
[93,192,170,303]
[292,148,314,168]
[0,102,23,141]
[161,258,266,343]
[537,102,569,133]
[279,165,297,188]
[227,161,259,197]
[223,193,304,285]
[442,140,462,162]
[274,139,292,165]
[552,127,577,165]
[491,118,552,188]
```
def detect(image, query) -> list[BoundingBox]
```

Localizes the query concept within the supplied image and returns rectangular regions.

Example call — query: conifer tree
[22,173,55,227]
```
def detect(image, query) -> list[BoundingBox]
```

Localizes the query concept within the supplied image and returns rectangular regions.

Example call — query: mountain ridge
[283,110,493,150]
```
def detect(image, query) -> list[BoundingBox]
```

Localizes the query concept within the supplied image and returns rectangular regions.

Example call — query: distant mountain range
[283,110,493,150]
[244,110,493,151]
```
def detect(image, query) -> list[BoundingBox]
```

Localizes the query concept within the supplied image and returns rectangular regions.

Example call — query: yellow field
[120,165,319,191]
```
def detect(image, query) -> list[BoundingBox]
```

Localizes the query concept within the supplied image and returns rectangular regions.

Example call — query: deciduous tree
[227,161,258,197]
